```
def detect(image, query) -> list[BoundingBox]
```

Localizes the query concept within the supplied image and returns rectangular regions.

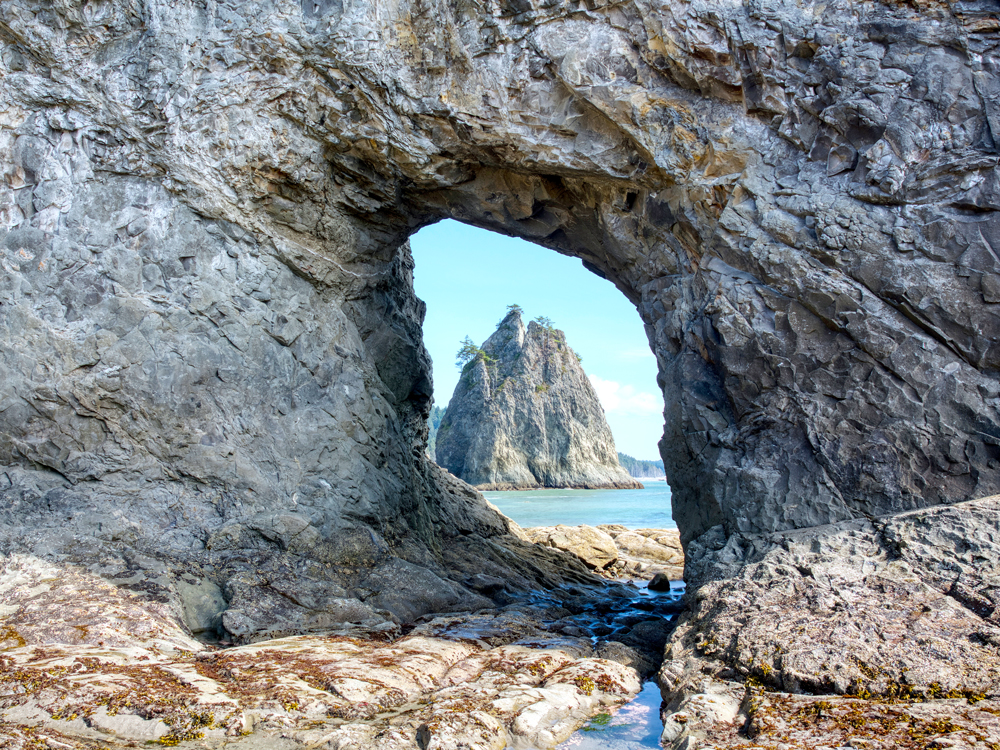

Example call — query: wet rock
[647,573,672,592]
[466,574,507,595]
[593,640,658,679]
[436,310,641,490]
[1,3,1000,747]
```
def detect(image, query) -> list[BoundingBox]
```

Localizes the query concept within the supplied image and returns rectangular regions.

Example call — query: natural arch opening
[410,218,672,530]
[383,168,735,548]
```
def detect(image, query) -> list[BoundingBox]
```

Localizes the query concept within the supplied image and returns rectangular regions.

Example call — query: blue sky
[410,219,664,461]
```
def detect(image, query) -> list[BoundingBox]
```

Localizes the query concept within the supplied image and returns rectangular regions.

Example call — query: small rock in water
[647,573,672,591]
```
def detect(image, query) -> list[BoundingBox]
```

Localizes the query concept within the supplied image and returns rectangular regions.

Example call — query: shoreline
[474,479,646,491]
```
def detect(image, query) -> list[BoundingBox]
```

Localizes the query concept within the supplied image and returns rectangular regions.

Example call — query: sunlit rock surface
[659,495,1000,749]
[436,310,641,490]
[0,612,641,750]
[600,525,685,580]
[522,524,685,579]
[0,555,687,750]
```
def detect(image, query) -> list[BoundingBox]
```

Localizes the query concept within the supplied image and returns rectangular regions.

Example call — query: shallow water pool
[556,680,664,750]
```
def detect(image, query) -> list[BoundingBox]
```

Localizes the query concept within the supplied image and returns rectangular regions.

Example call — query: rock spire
[436,311,642,491]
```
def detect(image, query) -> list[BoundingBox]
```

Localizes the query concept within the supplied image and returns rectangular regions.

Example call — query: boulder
[659,496,1000,748]
[524,526,619,570]
[647,573,672,592]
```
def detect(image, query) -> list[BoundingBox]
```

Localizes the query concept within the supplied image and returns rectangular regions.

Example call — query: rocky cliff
[436,311,641,490]
[618,453,667,480]
[0,0,998,609]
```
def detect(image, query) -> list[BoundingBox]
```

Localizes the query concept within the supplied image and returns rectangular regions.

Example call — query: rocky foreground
[4,501,1000,750]
[659,495,1000,750]
[0,552,681,750]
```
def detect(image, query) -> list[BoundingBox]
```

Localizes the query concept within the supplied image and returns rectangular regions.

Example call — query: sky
[410,219,664,462]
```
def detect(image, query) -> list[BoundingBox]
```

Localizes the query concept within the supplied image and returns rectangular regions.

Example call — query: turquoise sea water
[481,482,675,529]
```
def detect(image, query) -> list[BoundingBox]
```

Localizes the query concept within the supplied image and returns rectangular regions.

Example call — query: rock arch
[0,0,998,634]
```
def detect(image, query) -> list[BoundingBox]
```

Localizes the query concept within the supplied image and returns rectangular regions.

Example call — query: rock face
[0,0,996,585]
[2,1,1000,746]
[436,311,641,490]
[617,453,667,480]
[659,495,1000,749]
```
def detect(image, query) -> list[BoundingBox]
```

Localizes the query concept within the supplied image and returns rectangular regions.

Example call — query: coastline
[474,479,645,491]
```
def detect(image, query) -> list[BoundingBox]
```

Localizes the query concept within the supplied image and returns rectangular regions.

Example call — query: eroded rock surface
[436,310,641,490]
[524,524,685,580]
[657,495,1000,749]
[2,1,1000,746]
[0,624,640,750]
[524,525,622,570]
[601,525,685,581]
[0,554,686,750]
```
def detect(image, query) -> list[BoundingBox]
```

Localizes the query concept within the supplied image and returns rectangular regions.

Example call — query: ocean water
[481,481,675,529]
[484,483,675,750]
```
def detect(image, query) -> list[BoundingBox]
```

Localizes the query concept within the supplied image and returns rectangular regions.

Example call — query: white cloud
[588,375,661,416]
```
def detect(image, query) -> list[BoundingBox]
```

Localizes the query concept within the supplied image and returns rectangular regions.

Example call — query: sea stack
[436,309,643,491]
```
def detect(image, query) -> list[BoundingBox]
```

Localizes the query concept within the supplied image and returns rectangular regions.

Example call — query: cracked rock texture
[658,495,1000,748]
[1,0,998,577]
[0,553,681,750]
[436,310,641,490]
[0,0,999,659]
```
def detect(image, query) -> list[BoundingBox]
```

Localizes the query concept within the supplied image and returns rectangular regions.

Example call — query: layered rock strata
[658,495,1000,749]
[436,310,641,490]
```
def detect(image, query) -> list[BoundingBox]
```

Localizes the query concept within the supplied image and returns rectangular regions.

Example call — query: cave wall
[0,0,998,614]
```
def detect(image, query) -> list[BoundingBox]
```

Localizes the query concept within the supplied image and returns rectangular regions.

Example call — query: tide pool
[485,484,676,750]
[482,482,674,529]
[556,681,664,750]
